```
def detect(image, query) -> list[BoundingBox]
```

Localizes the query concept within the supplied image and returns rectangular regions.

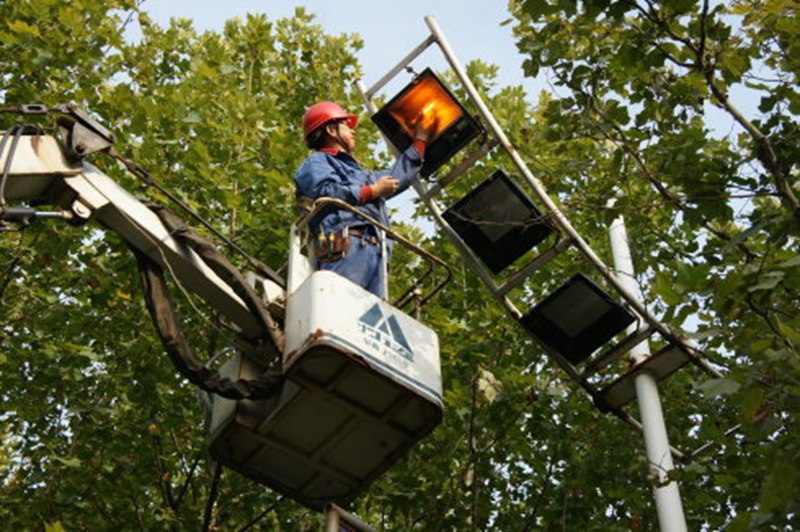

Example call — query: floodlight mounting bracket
[353,15,731,466]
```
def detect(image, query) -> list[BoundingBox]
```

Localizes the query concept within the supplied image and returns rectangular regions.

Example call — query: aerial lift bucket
[209,199,450,510]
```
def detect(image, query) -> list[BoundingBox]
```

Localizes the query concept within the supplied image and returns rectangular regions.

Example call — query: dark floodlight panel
[371,68,483,177]
[442,170,554,274]
[519,273,636,365]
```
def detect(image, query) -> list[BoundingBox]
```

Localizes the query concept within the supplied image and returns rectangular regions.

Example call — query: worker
[294,101,435,298]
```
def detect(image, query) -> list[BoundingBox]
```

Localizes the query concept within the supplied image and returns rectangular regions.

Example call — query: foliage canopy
[1,0,797,529]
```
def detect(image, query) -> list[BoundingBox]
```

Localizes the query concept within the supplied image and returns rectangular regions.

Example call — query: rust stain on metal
[302,328,326,351]
[285,329,326,366]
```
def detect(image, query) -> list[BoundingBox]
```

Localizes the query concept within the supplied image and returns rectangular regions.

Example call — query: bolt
[72,202,91,219]
[75,143,86,154]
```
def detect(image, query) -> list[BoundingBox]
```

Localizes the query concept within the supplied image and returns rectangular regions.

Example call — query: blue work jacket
[294,145,423,235]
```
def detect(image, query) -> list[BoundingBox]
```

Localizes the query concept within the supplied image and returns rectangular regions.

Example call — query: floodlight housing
[519,273,636,365]
[371,68,482,177]
[442,170,554,274]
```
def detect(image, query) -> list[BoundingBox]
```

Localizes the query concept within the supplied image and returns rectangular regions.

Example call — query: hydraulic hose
[132,205,284,400]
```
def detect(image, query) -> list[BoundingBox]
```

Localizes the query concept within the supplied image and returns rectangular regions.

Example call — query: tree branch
[202,461,223,532]
[522,448,558,531]
[469,368,479,529]
[237,496,285,532]
[635,0,699,54]
[703,73,800,221]
[640,0,800,222]
[128,492,146,531]
[582,92,758,260]
[745,295,795,351]
[699,0,709,62]
[174,453,202,510]
[0,230,39,307]
[676,0,800,222]
[151,433,177,512]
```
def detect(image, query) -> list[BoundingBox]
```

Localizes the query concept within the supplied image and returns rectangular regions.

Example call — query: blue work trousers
[319,234,385,299]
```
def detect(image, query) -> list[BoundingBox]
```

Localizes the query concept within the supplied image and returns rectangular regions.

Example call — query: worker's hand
[414,105,438,142]
[372,176,400,198]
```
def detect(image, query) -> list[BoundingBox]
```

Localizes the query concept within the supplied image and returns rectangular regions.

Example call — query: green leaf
[55,456,83,468]
[747,271,784,292]
[696,378,740,397]
[477,367,503,404]
[182,111,202,124]
[558,0,578,17]
[764,348,788,362]
[572,65,592,79]
[523,0,558,19]
[760,455,800,512]
[58,7,84,31]
[775,318,800,345]
[607,1,630,19]
[219,64,238,75]
[739,387,765,421]
[653,270,683,305]
[7,20,41,38]
[778,255,800,269]
[669,0,696,14]
[721,217,773,253]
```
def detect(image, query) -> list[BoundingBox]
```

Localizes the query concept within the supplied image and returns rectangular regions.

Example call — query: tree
[507,0,799,528]
[1,2,369,528]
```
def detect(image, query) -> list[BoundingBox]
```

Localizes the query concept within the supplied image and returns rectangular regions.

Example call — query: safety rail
[294,197,452,312]
[324,503,376,532]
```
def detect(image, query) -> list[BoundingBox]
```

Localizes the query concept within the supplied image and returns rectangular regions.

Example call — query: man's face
[327,120,356,154]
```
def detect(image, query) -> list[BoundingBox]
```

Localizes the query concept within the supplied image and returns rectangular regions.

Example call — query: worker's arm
[372,108,435,198]
[294,154,363,205]
[372,143,425,197]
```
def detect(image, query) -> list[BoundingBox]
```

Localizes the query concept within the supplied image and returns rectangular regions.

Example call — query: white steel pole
[609,212,687,532]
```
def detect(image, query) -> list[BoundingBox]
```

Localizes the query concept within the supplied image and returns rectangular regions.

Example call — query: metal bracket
[54,103,116,158]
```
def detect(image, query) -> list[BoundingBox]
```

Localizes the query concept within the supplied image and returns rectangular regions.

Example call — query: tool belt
[316,226,379,263]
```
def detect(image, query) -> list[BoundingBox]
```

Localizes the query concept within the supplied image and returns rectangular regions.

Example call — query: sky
[134,0,544,101]
[131,0,751,144]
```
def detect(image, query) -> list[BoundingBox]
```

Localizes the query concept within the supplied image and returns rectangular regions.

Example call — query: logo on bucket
[358,304,414,362]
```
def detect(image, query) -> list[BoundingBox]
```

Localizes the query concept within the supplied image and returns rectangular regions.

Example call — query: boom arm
[1,128,284,344]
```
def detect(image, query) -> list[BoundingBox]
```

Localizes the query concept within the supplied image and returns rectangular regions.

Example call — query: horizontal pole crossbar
[365,34,437,99]
[581,324,656,378]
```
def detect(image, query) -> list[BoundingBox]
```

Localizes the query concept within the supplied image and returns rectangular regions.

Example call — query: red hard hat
[302,101,358,139]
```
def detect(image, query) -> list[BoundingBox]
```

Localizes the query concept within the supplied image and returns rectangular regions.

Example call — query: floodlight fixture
[371,68,482,177]
[519,273,636,365]
[442,170,554,274]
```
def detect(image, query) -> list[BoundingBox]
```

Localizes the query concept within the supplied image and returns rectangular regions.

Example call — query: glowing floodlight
[372,68,482,177]
[443,170,554,274]
[519,274,636,365]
